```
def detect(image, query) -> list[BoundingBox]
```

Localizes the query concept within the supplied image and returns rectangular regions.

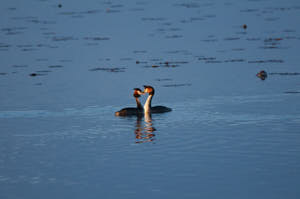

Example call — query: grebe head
[143,85,155,95]
[133,88,143,98]
[256,70,267,80]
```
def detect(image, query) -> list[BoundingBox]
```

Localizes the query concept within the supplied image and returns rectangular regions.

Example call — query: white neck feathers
[144,94,153,113]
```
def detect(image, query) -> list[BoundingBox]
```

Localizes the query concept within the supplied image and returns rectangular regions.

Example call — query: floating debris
[162,83,192,87]
[240,9,260,13]
[165,35,183,39]
[198,57,216,61]
[0,43,11,48]
[173,3,200,8]
[232,48,245,51]
[52,36,77,41]
[248,59,284,63]
[224,59,245,63]
[201,39,218,42]
[160,61,188,65]
[48,65,63,68]
[29,73,37,77]
[243,24,247,29]
[36,70,52,73]
[135,60,147,64]
[83,37,110,41]
[262,38,283,49]
[155,78,172,81]
[81,10,101,14]
[60,59,72,63]
[205,60,222,64]
[30,72,47,76]
[36,58,49,62]
[283,29,296,33]
[89,67,126,72]
[284,91,300,94]
[269,72,300,75]
[224,37,240,41]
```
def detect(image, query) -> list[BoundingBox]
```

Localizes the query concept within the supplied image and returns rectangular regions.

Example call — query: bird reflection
[134,113,156,143]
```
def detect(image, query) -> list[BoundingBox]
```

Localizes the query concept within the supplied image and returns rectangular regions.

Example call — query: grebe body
[115,88,144,116]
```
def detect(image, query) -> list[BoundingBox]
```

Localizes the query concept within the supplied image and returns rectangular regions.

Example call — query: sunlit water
[1,0,300,198]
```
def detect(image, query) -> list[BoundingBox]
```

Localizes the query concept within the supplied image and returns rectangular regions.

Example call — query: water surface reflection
[135,113,156,144]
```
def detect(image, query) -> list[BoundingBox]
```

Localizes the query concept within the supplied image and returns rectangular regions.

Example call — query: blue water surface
[1,0,300,198]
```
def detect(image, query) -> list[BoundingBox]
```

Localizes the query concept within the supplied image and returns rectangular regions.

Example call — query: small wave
[0,106,114,119]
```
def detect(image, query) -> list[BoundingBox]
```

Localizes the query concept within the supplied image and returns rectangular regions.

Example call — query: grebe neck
[135,97,143,110]
[144,94,153,113]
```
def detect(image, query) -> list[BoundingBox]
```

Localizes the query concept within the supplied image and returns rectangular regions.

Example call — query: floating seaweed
[232,48,245,51]
[224,59,245,63]
[29,73,46,77]
[162,83,192,87]
[248,59,284,63]
[198,57,216,61]
[201,39,218,42]
[269,72,300,75]
[89,67,126,72]
[36,58,49,62]
[173,3,200,8]
[284,91,300,94]
[205,60,222,64]
[224,37,240,41]
[240,9,260,12]
[155,78,172,81]
[136,60,147,64]
[36,70,52,73]
[48,65,63,68]
[52,36,77,41]
[83,37,110,41]
[0,43,11,48]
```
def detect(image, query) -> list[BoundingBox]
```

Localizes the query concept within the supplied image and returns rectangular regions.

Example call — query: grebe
[256,70,267,80]
[115,88,144,116]
[143,85,172,113]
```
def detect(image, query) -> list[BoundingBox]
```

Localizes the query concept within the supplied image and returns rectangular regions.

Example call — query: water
[1,0,300,198]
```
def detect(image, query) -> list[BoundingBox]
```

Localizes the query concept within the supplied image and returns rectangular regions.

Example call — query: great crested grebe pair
[115,85,172,116]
